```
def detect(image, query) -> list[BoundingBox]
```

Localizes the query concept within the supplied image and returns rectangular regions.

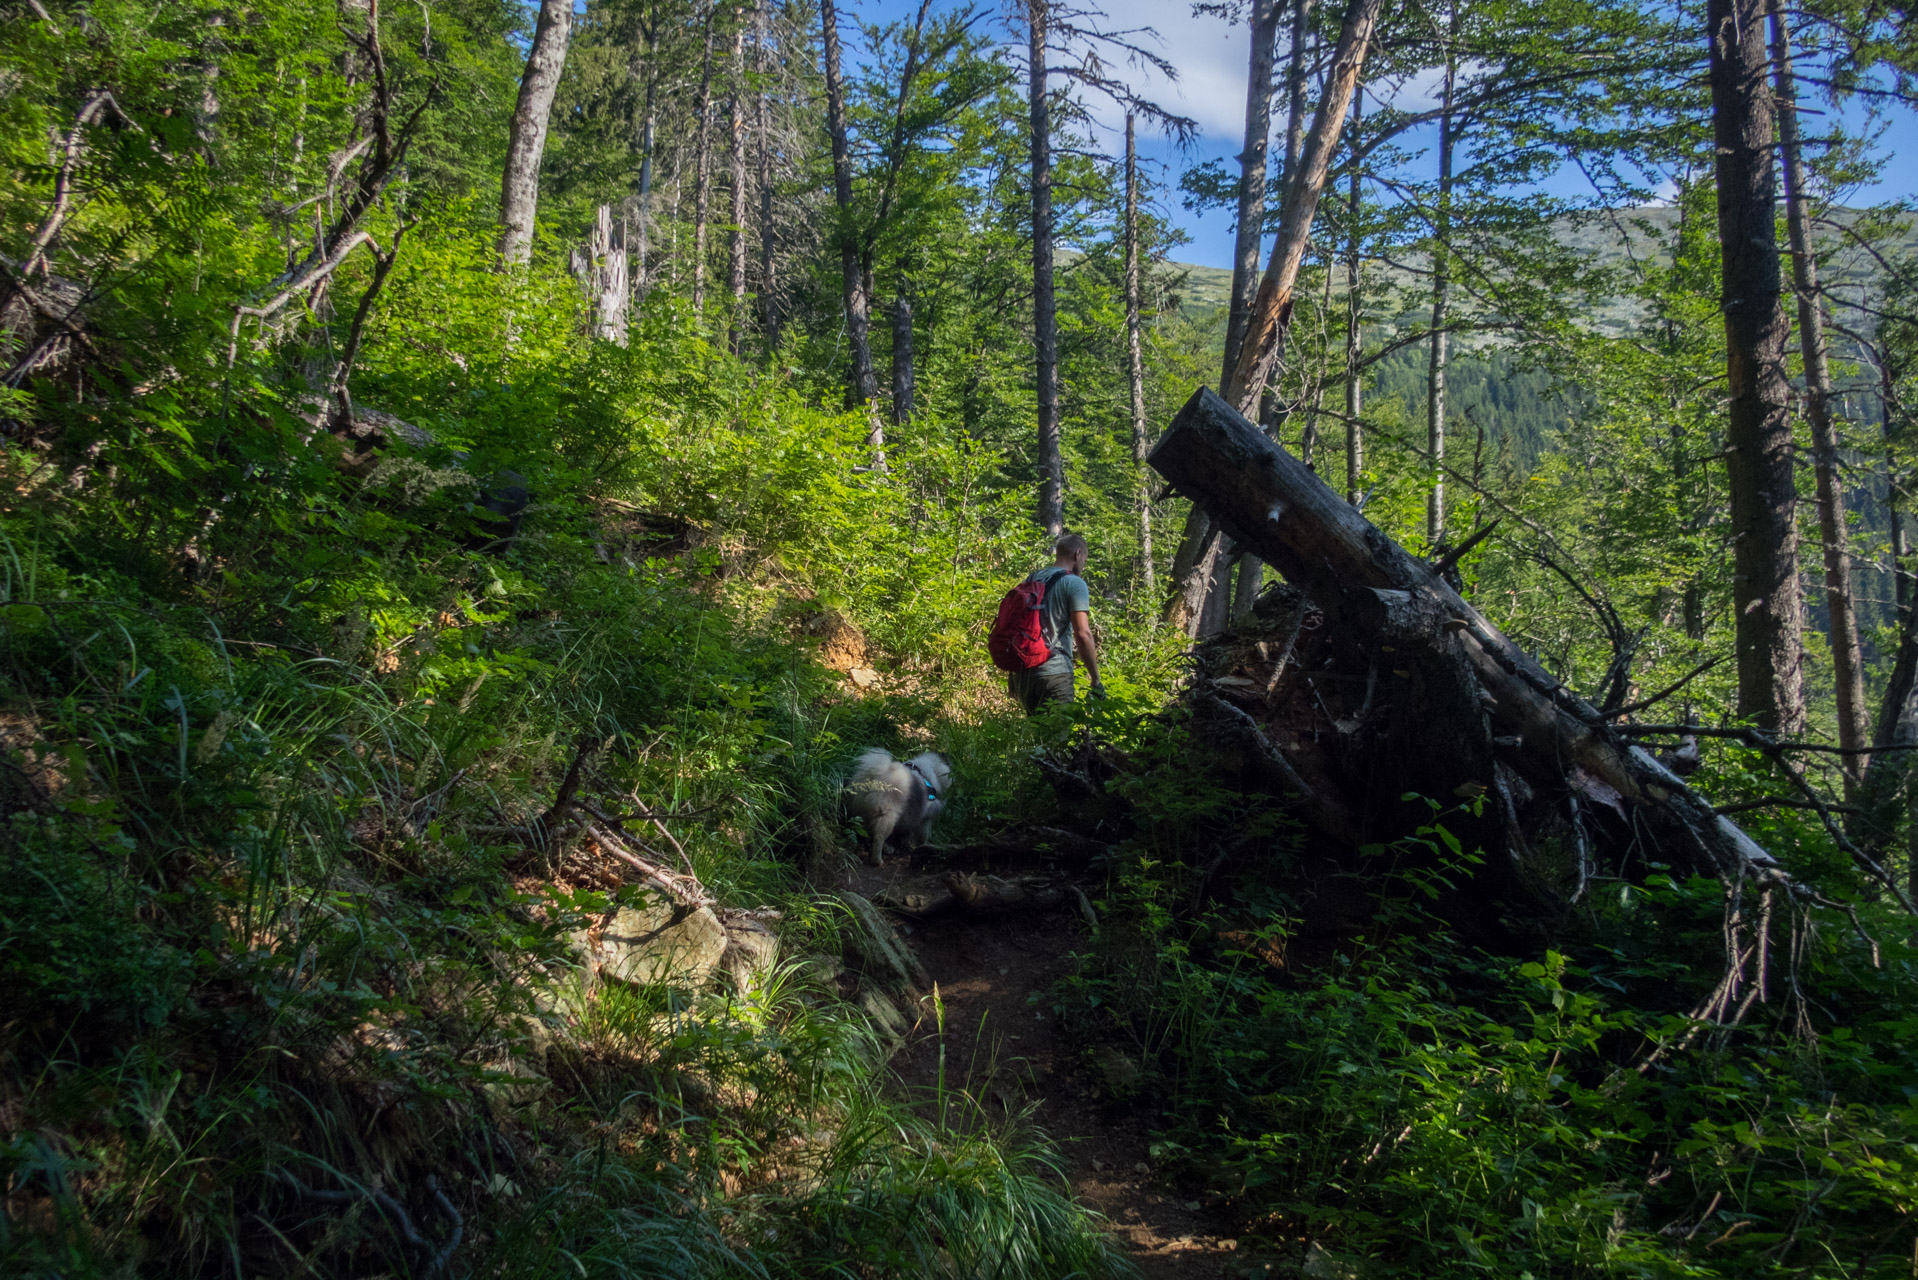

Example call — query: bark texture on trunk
[1126,114,1155,596]
[691,9,716,313]
[1164,0,1383,635]
[636,49,657,294]
[1221,0,1283,395]
[1227,0,1383,414]
[1708,0,1804,732]
[891,295,914,424]
[727,20,749,354]
[1344,85,1364,506]
[1151,387,1785,896]
[499,0,574,265]
[1283,0,1313,192]
[755,0,778,352]
[1217,0,1290,627]
[588,204,628,343]
[1771,4,1864,780]
[820,0,882,454]
[1425,4,1457,548]
[1029,0,1064,537]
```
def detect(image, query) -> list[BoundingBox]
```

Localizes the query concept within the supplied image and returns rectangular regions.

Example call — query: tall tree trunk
[691,7,716,313]
[1344,84,1364,505]
[1221,0,1283,395]
[1772,2,1865,784]
[1708,0,1805,732]
[1164,0,1384,634]
[1028,0,1064,536]
[1847,357,1915,862]
[891,294,914,424]
[499,0,574,265]
[755,0,778,352]
[820,0,883,460]
[1232,0,1315,620]
[727,19,749,354]
[1283,0,1313,191]
[1425,0,1457,549]
[1125,113,1155,596]
[1213,0,1284,627]
[635,21,658,295]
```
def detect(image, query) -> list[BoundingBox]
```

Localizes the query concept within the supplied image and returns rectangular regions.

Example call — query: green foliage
[1069,788,1918,1277]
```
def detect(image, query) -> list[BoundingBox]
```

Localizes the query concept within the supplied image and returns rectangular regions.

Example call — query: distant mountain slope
[1154,205,1916,337]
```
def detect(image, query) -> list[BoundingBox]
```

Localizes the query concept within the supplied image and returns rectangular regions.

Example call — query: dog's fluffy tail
[850,747,896,778]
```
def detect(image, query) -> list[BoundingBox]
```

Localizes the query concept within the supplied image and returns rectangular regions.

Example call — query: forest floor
[842,859,1259,1280]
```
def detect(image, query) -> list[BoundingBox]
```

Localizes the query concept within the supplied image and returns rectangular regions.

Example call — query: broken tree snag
[1149,386,1783,895]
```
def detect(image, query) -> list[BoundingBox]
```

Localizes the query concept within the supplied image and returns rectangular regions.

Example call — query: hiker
[990,533,1105,713]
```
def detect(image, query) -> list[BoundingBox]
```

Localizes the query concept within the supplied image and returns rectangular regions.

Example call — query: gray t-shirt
[1027,567,1090,671]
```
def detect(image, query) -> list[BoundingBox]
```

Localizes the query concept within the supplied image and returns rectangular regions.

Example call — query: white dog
[843,748,952,866]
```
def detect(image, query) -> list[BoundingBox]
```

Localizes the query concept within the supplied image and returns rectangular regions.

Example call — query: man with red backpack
[988,533,1104,713]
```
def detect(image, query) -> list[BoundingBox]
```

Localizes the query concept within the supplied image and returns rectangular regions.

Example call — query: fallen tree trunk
[874,872,1069,920]
[1148,386,1784,899]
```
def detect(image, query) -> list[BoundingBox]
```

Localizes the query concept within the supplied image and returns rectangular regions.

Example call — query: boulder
[717,907,782,994]
[580,900,729,989]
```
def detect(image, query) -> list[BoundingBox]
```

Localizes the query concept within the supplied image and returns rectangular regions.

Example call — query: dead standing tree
[1164,0,1383,634]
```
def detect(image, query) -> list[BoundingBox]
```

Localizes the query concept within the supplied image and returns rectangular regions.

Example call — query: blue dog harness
[907,761,939,803]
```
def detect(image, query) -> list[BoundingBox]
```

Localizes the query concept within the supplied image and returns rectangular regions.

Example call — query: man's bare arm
[1070,611,1101,688]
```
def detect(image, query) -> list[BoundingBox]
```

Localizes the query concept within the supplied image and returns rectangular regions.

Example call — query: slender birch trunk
[1425,0,1458,549]
[1164,0,1383,634]
[691,6,716,313]
[1772,2,1865,782]
[727,18,749,354]
[499,0,574,265]
[635,24,658,295]
[820,0,883,460]
[1125,113,1155,596]
[1215,0,1284,626]
[1344,84,1364,505]
[1028,0,1064,536]
[755,0,778,352]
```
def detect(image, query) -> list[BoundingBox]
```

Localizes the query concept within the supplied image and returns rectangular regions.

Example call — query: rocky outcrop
[572,901,729,989]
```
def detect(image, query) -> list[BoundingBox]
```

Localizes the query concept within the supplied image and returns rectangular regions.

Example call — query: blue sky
[846,0,1918,269]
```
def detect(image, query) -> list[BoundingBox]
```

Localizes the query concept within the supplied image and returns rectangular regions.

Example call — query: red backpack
[988,570,1060,672]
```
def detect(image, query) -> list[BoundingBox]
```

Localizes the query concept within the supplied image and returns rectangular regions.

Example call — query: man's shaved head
[1055,533,1088,560]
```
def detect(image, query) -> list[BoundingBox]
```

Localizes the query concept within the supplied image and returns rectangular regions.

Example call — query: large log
[1148,386,1781,887]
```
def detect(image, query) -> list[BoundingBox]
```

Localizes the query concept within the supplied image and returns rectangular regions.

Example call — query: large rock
[717,907,782,994]
[579,901,729,989]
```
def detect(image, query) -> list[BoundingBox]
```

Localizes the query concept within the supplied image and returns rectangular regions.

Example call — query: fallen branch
[874,871,1069,920]
[580,819,712,907]
[20,91,139,280]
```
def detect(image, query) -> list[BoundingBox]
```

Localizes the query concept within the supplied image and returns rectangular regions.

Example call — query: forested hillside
[4,0,1918,1277]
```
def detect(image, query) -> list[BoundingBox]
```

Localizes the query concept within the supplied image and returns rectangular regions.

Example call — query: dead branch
[21,91,139,280]
[328,218,413,429]
[1619,724,1918,756]
[1429,518,1500,577]
[227,230,379,366]
[580,819,712,907]
[1603,656,1726,720]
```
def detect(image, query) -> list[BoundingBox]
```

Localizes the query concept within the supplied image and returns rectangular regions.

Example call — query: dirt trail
[844,860,1250,1279]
